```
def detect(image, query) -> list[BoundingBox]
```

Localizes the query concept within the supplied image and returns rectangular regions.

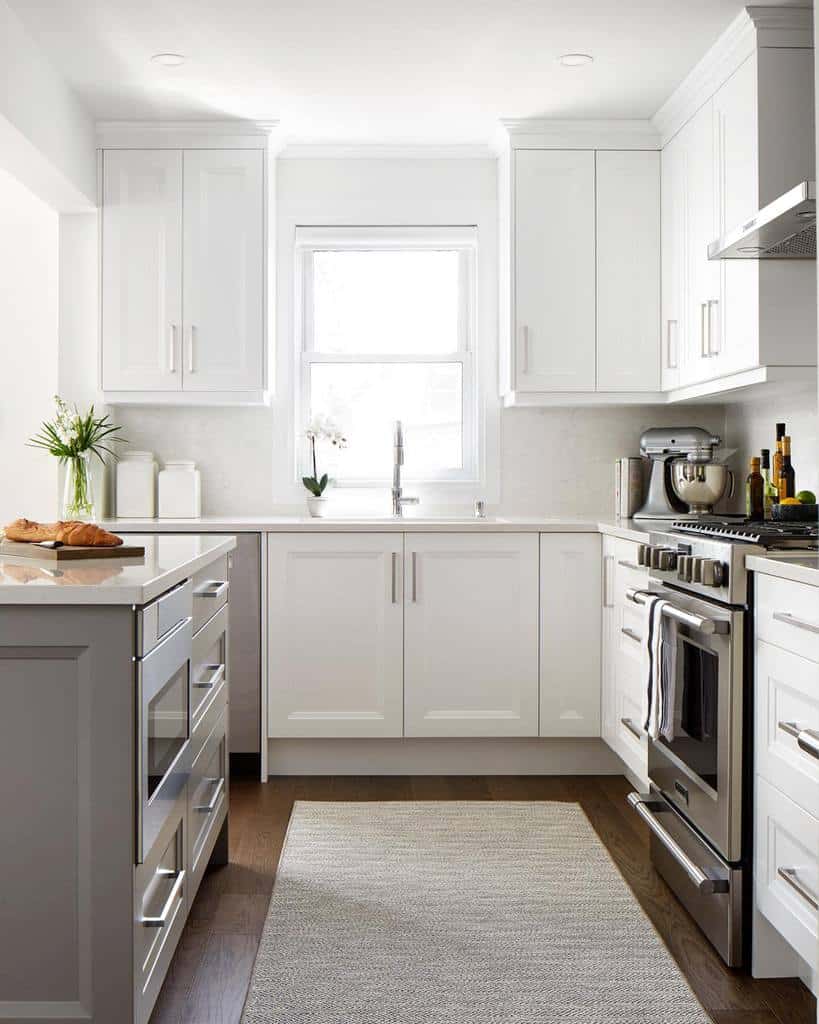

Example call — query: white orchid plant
[303,415,348,497]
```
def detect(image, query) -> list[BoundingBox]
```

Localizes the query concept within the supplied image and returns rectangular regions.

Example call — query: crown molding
[499,118,660,151]
[277,142,496,160]
[652,6,813,145]
[96,119,280,149]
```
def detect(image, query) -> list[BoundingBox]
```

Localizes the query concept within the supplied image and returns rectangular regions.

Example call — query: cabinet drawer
[137,579,193,656]
[192,553,230,633]
[614,538,648,598]
[756,640,819,818]
[134,793,187,1024]
[757,575,819,663]
[613,675,648,785]
[188,708,228,897]
[191,602,228,729]
[756,776,818,965]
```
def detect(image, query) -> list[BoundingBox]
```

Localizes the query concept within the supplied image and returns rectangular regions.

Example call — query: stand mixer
[634,427,731,520]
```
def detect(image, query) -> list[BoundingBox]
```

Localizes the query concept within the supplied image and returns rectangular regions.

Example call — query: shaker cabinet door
[514,150,596,392]
[403,534,539,737]
[101,149,183,391]
[267,534,404,738]
[182,149,265,392]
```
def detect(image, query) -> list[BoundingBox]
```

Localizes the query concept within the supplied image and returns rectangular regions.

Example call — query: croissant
[4,518,124,547]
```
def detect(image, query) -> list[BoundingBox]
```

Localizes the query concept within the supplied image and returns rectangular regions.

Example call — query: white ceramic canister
[115,451,157,518]
[158,460,202,519]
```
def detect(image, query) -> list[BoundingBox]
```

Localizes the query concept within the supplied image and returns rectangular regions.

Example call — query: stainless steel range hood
[708,181,815,259]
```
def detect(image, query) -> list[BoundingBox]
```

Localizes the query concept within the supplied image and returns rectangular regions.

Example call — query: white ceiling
[8,0,803,144]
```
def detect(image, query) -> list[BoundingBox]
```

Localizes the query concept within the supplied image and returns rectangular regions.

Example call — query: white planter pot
[306,496,329,518]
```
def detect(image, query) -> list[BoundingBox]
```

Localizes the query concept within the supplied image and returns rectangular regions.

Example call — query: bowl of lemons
[772,490,818,522]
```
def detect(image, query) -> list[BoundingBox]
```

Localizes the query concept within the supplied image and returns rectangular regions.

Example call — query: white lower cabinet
[267,534,404,738]
[403,534,539,737]
[539,534,601,736]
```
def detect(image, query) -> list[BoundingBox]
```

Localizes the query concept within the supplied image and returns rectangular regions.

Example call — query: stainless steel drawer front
[138,580,193,656]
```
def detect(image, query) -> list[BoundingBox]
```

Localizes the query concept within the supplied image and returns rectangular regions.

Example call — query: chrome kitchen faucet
[392,420,419,517]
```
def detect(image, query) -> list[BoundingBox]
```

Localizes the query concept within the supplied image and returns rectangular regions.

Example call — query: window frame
[295,226,479,487]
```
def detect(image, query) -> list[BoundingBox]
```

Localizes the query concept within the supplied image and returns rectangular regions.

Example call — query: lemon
[796,490,817,504]
[780,497,801,505]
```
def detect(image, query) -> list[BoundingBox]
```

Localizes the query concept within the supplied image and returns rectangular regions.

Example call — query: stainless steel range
[627,517,818,968]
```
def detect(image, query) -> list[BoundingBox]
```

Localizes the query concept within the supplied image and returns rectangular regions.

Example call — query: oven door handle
[628,793,729,894]
[625,589,729,635]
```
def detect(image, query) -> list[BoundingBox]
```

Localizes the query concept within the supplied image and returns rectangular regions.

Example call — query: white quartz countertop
[746,552,819,588]
[103,515,655,542]
[0,534,236,605]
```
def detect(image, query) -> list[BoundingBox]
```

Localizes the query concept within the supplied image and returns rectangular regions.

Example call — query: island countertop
[0,533,236,605]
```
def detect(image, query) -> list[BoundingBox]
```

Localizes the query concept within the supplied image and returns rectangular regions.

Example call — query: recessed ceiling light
[558,53,594,69]
[151,52,187,67]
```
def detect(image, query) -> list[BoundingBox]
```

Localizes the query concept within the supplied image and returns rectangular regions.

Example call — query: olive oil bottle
[778,436,796,500]
[761,449,777,519]
[772,422,786,505]
[746,456,764,520]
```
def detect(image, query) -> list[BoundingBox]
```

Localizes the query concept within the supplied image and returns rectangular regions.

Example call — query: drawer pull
[778,720,801,740]
[772,611,819,635]
[195,580,229,600]
[797,729,819,762]
[778,867,819,910]
[141,869,185,928]
[194,663,225,690]
[621,717,644,741]
[617,560,642,571]
[621,627,642,645]
[195,776,225,814]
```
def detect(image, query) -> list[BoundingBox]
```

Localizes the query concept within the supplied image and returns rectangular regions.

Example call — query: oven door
[137,616,193,863]
[641,582,744,862]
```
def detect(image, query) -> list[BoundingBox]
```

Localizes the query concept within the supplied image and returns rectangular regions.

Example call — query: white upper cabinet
[595,150,661,392]
[656,8,816,397]
[500,126,663,405]
[100,139,267,403]
[513,150,596,393]
[182,150,264,392]
[101,150,183,391]
[403,534,539,737]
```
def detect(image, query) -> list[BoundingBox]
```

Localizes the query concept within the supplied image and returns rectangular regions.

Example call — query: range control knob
[649,546,672,570]
[691,557,704,583]
[700,559,725,588]
[658,550,678,571]
[637,544,650,567]
[677,555,692,582]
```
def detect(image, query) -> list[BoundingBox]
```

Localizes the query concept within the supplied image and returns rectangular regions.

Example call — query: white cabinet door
[540,534,601,736]
[267,534,403,738]
[101,149,183,391]
[682,100,720,386]
[182,149,264,392]
[661,132,686,390]
[404,534,539,737]
[713,54,759,377]
[595,151,660,392]
[600,536,617,750]
[514,150,596,392]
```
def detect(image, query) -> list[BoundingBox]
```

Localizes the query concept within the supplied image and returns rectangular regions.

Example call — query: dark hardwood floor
[150,775,814,1024]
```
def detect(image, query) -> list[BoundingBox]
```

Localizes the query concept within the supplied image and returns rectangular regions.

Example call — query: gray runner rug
[241,801,712,1024]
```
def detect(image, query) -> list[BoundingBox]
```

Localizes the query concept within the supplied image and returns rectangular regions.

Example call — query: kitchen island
[0,534,236,1024]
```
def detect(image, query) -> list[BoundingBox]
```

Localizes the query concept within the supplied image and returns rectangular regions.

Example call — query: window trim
[294,226,479,487]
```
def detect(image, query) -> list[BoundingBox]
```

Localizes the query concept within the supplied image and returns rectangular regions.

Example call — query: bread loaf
[4,518,123,547]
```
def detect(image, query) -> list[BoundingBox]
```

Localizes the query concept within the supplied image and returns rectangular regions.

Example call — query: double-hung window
[296,226,478,485]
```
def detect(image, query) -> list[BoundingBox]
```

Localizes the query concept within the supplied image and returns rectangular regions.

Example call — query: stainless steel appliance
[670,461,735,515]
[708,180,816,259]
[627,517,818,967]
[136,580,194,863]
[634,427,722,520]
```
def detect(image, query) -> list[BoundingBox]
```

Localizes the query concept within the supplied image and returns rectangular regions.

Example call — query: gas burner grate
[671,518,819,545]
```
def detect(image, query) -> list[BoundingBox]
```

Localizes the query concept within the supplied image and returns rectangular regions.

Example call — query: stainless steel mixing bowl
[670,460,735,514]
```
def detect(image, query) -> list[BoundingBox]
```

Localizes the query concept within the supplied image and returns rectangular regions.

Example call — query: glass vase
[62,453,96,521]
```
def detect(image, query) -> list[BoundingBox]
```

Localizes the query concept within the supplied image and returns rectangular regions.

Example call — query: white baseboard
[265,737,623,776]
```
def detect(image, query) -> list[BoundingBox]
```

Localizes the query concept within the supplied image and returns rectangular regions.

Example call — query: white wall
[0,0,95,211]
[0,167,59,524]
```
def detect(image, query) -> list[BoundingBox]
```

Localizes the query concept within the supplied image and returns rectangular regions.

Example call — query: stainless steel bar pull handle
[621,627,642,645]
[778,867,819,910]
[520,325,530,375]
[391,553,398,604]
[797,729,819,761]
[411,552,418,603]
[141,870,185,927]
[778,720,801,740]
[617,560,641,571]
[194,663,225,690]
[195,777,225,814]
[666,319,678,370]
[195,580,229,599]
[773,611,819,636]
[168,324,177,373]
[625,588,728,635]
[628,793,729,895]
[620,717,643,741]
[188,325,195,373]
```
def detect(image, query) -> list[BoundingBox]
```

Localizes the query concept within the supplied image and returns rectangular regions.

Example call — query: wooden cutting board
[0,540,145,561]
